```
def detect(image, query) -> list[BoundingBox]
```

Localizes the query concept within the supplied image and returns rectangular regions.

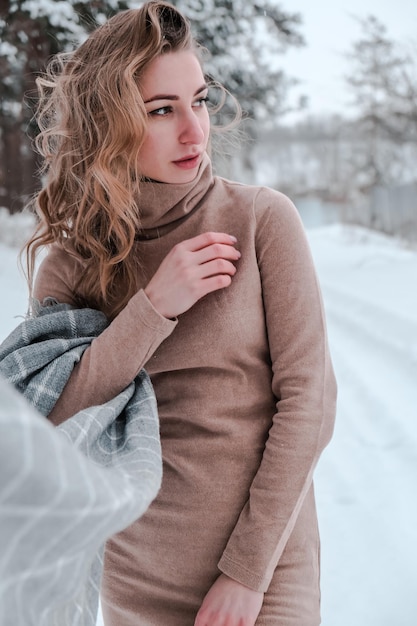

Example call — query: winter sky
[278,0,417,121]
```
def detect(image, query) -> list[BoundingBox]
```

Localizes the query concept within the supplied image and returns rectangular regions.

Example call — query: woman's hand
[194,574,264,626]
[144,232,240,318]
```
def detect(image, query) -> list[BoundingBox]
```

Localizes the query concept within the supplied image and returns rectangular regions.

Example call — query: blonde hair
[24,1,211,317]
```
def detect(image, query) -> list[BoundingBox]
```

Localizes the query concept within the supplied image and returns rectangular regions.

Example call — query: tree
[0,0,131,212]
[0,0,304,212]
[345,15,417,189]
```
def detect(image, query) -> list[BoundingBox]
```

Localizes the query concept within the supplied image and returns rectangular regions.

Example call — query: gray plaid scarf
[0,303,162,626]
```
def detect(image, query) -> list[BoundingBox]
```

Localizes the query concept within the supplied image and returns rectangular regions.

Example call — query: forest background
[0,0,417,240]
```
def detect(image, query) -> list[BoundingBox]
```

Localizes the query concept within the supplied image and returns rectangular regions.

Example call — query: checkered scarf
[0,303,162,626]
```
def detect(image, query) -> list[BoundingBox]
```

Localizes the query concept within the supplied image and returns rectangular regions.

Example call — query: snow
[308,224,417,625]
[1,215,416,626]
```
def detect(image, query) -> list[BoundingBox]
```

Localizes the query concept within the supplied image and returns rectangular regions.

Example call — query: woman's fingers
[199,273,233,296]
[194,242,241,266]
[196,258,238,280]
[143,232,241,318]
[182,231,238,252]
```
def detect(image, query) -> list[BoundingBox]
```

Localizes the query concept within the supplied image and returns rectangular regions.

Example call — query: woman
[26,2,337,624]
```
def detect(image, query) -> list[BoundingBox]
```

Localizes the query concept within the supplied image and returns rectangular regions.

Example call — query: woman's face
[138,50,210,184]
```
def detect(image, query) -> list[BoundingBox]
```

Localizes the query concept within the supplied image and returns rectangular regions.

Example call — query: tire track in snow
[321,280,417,448]
[321,279,417,366]
[315,271,417,626]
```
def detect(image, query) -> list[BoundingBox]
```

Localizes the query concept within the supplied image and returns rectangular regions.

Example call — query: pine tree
[0,0,131,212]
[345,15,417,188]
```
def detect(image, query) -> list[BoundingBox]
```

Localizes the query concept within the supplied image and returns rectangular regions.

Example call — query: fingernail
[230,235,237,243]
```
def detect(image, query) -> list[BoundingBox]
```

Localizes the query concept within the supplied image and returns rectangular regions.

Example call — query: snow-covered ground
[1,217,416,626]
[309,225,417,626]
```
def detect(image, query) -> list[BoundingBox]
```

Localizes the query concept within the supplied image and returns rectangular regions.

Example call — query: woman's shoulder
[34,243,83,305]
[213,175,300,224]
[39,242,76,262]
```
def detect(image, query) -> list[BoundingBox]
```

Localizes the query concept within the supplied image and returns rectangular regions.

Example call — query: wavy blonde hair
[24,1,214,317]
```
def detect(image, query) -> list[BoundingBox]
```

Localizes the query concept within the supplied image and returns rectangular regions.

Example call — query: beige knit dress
[34,154,337,625]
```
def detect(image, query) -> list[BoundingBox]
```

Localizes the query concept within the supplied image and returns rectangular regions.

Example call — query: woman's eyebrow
[144,83,208,104]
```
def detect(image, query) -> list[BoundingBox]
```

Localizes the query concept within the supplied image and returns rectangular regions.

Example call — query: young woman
[26,2,337,624]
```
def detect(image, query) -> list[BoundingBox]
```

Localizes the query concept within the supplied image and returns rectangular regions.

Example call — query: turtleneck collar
[136,152,214,239]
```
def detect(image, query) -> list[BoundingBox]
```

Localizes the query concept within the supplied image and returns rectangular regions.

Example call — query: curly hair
[24,1,211,317]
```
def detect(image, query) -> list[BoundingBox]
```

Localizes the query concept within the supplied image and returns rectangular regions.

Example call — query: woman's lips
[173,154,200,170]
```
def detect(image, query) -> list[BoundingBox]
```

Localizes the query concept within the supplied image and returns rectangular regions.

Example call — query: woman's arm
[33,247,177,424]
[216,189,337,591]
[195,189,337,624]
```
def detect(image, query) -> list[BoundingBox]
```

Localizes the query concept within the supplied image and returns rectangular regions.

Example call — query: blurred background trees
[345,15,417,190]
[0,0,132,213]
[248,13,417,239]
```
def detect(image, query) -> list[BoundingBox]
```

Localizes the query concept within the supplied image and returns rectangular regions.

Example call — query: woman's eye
[194,97,209,108]
[149,106,172,117]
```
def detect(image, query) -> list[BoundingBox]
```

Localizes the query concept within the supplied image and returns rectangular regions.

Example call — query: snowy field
[1,216,416,626]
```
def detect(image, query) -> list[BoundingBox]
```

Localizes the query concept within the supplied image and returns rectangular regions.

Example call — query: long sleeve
[218,189,337,592]
[33,246,177,424]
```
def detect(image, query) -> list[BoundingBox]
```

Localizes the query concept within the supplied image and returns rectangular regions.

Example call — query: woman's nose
[179,111,205,145]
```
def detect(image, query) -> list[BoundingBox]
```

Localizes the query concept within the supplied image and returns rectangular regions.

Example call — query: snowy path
[1,223,416,625]
[309,226,417,626]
